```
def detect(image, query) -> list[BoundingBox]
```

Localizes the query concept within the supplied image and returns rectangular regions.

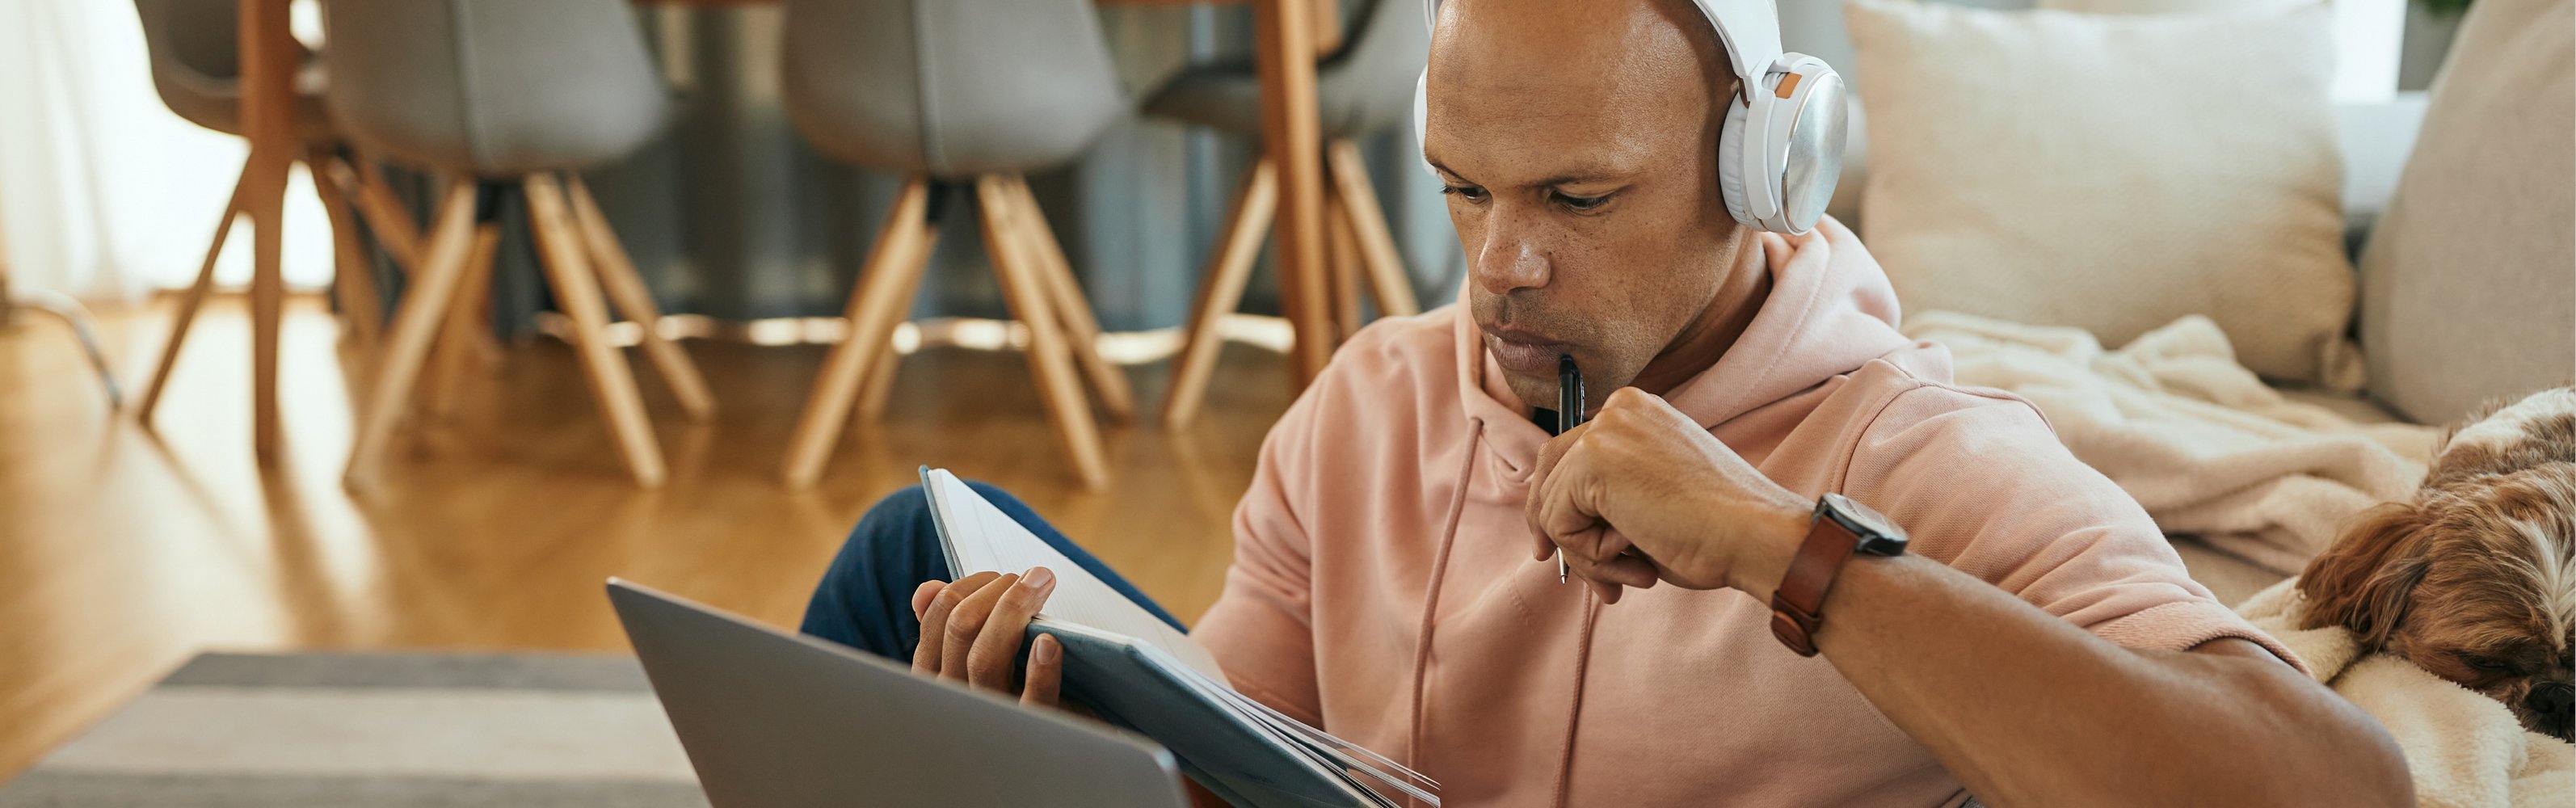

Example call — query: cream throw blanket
[2238,580,2574,807]
[1903,311,2441,572]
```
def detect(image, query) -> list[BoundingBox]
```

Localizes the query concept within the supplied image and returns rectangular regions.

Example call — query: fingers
[1761,232,1793,276]
[910,580,942,621]
[1021,633,1063,709]
[1582,548,1662,591]
[1526,421,1593,561]
[912,571,1001,675]
[1536,475,1614,561]
[967,567,1058,692]
[941,572,1020,681]
[1601,385,1674,417]
[1815,213,1855,242]
[1587,577,1623,604]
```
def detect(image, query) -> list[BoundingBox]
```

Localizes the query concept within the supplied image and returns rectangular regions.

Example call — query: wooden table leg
[238,0,297,461]
[1254,0,1333,388]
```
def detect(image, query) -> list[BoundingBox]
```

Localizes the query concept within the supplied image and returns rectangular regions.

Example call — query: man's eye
[1441,185,1488,203]
[1555,192,1609,211]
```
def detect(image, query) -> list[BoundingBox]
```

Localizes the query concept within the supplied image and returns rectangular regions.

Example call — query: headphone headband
[1686,0,1784,103]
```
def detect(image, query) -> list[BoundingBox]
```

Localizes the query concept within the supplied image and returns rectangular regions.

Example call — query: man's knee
[821,486,941,587]
[821,480,1032,591]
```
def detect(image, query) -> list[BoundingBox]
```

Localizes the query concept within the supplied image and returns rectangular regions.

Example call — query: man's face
[1424,0,1747,411]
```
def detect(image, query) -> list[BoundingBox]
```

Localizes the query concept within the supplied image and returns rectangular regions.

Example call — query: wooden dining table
[227,0,1349,451]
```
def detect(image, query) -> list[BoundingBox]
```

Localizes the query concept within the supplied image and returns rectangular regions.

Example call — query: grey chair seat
[1141,0,1425,140]
[322,0,671,176]
[782,0,1130,178]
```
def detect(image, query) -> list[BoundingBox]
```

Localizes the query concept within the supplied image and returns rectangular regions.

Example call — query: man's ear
[2297,502,2431,646]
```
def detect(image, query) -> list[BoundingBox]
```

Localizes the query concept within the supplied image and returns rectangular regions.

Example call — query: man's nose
[2527,680,2574,721]
[1472,234,1549,295]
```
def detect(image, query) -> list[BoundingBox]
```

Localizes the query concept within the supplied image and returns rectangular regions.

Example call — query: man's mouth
[1481,325,1573,376]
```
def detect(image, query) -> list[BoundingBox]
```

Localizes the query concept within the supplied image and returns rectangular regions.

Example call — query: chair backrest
[133,0,250,133]
[133,0,238,82]
[320,0,668,175]
[1318,0,1429,137]
[781,0,1129,177]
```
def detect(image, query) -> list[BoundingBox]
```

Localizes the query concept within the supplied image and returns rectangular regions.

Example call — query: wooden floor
[0,293,1292,779]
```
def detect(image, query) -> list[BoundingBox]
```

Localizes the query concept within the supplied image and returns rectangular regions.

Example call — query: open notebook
[922,469,1438,808]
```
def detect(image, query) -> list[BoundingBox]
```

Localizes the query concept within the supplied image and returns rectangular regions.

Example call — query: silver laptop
[607,579,1191,808]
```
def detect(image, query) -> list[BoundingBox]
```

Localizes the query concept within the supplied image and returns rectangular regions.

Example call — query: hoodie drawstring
[1551,591,1601,808]
[1407,417,1484,806]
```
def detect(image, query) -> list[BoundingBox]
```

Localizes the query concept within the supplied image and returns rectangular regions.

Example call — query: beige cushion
[2355,0,2575,424]
[1846,0,2365,387]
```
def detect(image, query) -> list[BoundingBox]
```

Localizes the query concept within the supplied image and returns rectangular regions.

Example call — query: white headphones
[1412,0,1848,236]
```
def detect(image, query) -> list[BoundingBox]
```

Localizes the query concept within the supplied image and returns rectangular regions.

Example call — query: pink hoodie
[1189,220,2300,807]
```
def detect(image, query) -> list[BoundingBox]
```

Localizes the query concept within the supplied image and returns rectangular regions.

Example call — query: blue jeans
[801,482,1185,660]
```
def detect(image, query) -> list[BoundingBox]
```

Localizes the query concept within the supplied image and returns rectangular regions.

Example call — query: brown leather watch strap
[1769,512,1861,657]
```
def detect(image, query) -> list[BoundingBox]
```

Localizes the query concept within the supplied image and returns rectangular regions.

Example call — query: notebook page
[1184,667,1437,806]
[925,469,1230,684]
[1036,621,1386,808]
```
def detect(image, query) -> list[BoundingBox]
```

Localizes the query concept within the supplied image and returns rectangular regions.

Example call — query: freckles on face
[1454,186,1721,405]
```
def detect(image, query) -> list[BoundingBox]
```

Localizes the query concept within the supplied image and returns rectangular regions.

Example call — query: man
[800,0,2413,804]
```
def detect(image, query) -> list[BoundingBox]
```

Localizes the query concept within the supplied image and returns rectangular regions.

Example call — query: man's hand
[1526,388,1812,603]
[909,567,1064,708]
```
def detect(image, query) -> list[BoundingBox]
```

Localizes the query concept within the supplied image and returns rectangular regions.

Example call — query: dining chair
[776,0,1136,490]
[1147,0,1429,427]
[323,0,714,488]
[128,0,423,427]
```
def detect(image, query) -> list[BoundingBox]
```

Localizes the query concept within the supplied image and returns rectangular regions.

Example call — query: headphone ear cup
[1413,69,1435,177]
[1769,58,1849,236]
[1715,96,1758,229]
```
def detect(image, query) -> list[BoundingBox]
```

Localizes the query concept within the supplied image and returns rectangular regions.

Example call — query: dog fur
[2300,386,2576,741]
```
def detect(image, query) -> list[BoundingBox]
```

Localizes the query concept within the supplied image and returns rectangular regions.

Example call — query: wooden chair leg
[855,337,903,421]
[979,175,1109,490]
[308,150,383,343]
[1325,139,1420,317]
[348,156,423,272]
[1323,181,1364,340]
[422,217,501,423]
[1163,158,1277,429]
[524,172,666,487]
[565,175,716,422]
[781,178,940,488]
[137,160,254,424]
[344,182,481,489]
[854,257,932,425]
[1005,178,1134,421]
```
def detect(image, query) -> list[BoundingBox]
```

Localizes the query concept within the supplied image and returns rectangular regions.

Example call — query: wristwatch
[1768,492,1909,657]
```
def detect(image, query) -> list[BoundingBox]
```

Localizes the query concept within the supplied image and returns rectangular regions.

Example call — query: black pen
[1555,355,1584,583]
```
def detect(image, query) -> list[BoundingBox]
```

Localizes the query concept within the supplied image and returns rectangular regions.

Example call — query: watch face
[1821,492,1908,553]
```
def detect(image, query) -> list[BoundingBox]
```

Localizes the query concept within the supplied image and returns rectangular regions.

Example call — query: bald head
[1425,0,1763,414]
[1425,0,1733,179]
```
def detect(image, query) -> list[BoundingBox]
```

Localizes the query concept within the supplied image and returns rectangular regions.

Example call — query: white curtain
[0,0,335,303]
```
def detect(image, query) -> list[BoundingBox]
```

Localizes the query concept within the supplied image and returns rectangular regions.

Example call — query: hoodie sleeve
[1189,377,1330,726]
[1840,382,2308,674]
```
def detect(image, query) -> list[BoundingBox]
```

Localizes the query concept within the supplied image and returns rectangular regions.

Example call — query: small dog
[2300,385,2576,742]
